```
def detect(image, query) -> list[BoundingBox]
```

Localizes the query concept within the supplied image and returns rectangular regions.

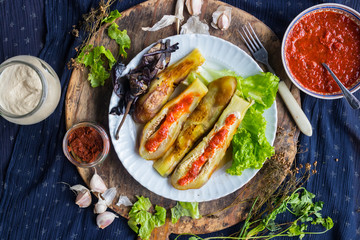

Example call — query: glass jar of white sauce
[0,55,61,125]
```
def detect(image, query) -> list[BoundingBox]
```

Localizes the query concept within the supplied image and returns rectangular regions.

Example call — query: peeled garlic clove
[75,190,92,208]
[116,195,133,207]
[211,6,232,30]
[101,187,117,206]
[96,211,118,229]
[90,169,107,193]
[185,0,203,16]
[217,13,230,31]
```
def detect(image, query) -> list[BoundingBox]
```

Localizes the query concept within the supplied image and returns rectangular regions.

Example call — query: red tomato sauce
[177,114,237,186]
[67,126,103,163]
[285,10,360,94]
[145,94,194,153]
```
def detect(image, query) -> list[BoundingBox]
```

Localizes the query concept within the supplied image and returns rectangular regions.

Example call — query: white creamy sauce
[0,64,42,115]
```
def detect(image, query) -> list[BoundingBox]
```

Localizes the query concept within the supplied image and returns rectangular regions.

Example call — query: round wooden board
[65,0,300,239]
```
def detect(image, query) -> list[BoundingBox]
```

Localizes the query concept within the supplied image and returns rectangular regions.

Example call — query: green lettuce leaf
[239,72,279,112]
[108,22,131,58]
[76,45,116,87]
[102,9,121,23]
[227,72,278,175]
[171,201,201,224]
[128,196,166,240]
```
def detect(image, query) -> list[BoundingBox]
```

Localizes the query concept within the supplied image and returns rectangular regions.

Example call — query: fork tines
[237,23,265,53]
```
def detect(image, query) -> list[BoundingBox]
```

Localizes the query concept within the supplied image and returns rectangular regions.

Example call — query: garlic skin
[90,169,107,193]
[101,187,117,206]
[116,195,133,207]
[185,0,203,16]
[211,6,232,31]
[69,184,92,208]
[96,211,118,229]
[180,16,209,35]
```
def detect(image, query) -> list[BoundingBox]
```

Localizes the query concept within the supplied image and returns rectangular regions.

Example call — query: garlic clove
[211,6,232,31]
[116,195,133,207]
[90,168,107,193]
[94,193,108,214]
[217,13,230,31]
[185,0,203,16]
[101,187,117,206]
[94,202,107,214]
[96,211,118,229]
[75,190,92,208]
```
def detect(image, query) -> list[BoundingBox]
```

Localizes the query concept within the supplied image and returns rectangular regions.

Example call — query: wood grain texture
[65,0,300,239]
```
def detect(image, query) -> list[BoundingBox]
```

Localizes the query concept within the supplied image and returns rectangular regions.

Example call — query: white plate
[109,34,277,202]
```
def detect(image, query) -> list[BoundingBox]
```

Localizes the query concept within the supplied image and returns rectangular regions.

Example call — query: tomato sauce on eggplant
[145,94,195,153]
[177,113,237,186]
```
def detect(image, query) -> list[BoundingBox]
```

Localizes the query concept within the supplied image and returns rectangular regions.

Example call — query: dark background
[0,0,359,239]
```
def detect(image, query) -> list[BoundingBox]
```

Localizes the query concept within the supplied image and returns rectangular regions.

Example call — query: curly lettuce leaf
[227,107,275,175]
[227,72,278,175]
[128,196,166,240]
[171,202,201,224]
[239,72,279,112]
[76,45,116,87]
[108,22,131,58]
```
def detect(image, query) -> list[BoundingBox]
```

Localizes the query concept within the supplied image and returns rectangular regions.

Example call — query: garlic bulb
[211,6,232,31]
[70,184,92,208]
[90,168,107,193]
[96,211,118,229]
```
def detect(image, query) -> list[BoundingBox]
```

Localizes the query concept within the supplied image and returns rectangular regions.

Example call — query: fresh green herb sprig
[238,187,333,239]
[71,4,131,88]
[76,45,116,87]
[174,187,333,240]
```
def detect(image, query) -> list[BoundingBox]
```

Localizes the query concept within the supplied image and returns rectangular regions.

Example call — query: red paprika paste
[67,126,103,163]
[285,10,360,94]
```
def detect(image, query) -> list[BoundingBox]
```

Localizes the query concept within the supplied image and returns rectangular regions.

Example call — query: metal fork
[237,24,276,75]
[238,23,313,137]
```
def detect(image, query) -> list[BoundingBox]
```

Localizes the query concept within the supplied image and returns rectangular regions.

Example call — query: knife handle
[278,81,313,136]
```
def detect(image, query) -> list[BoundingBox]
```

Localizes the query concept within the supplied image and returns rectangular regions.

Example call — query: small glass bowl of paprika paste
[281,3,360,99]
[63,122,110,168]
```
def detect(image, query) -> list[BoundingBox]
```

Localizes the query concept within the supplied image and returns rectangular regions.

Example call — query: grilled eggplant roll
[139,79,208,160]
[170,95,253,190]
[153,76,237,177]
[133,49,205,124]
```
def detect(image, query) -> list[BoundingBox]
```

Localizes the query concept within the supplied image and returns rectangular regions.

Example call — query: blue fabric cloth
[0,0,359,239]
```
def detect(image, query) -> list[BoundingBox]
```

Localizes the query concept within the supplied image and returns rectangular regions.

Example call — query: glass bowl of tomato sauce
[63,122,110,168]
[281,3,360,99]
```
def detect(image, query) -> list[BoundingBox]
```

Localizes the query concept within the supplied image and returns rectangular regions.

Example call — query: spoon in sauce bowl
[322,63,360,109]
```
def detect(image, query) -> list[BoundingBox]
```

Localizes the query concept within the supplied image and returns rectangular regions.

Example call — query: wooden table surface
[65,0,300,238]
